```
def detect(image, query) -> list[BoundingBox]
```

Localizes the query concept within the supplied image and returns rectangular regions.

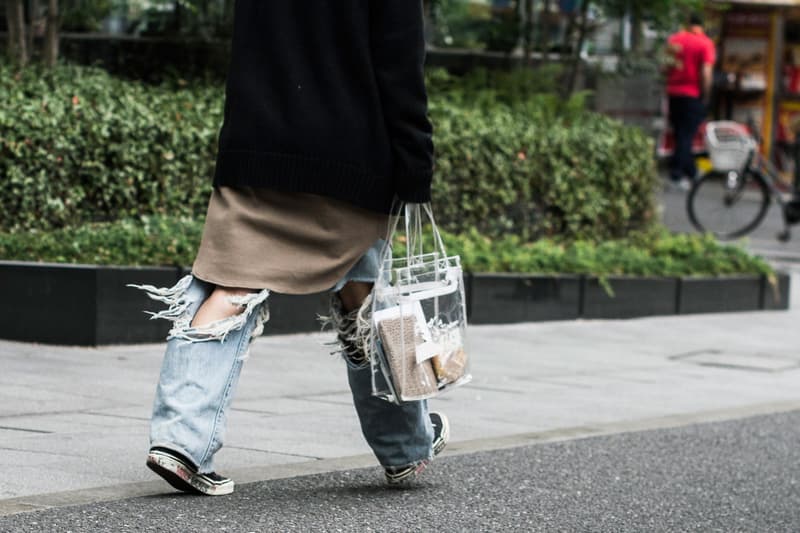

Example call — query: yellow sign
[712,0,800,5]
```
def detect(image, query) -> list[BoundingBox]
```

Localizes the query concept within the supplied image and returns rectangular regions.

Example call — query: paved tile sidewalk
[1,273,798,501]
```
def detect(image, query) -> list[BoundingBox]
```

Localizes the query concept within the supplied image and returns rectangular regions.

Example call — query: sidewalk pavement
[1,270,798,514]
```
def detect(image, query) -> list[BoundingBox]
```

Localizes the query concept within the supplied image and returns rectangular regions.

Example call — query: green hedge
[0,216,202,267]
[0,64,219,231]
[0,216,772,279]
[426,68,658,239]
[1,64,657,241]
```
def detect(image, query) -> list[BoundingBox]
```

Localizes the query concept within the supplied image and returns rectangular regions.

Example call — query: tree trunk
[562,9,577,55]
[44,0,60,67]
[566,0,591,93]
[27,0,40,60]
[5,0,29,65]
[5,0,16,59]
[537,0,551,61]
[523,0,535,65]
[630,6,644,54]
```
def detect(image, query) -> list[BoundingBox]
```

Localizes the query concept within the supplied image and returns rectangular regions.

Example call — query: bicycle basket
[704,121,756,173]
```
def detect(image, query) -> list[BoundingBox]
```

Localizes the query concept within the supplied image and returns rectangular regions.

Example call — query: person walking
[665,12,717,190]
[132,0,449,496]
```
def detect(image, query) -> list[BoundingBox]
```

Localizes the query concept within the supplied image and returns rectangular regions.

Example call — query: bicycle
[686,120,800,241]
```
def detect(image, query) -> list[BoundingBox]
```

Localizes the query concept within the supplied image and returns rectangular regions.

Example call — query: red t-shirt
[666,27,716,98]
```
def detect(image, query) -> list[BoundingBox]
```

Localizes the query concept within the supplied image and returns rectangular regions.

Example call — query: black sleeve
[370,0,434,203]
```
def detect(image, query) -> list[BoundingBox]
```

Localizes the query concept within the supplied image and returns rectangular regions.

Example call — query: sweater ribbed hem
[213,150,396,214]
[395,169,433,203]
[396,188,432,203]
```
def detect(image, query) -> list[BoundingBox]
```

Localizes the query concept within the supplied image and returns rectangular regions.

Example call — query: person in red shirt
[665,12,717,189]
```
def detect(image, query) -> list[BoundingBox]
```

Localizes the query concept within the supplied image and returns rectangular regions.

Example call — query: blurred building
[708,0,800,169]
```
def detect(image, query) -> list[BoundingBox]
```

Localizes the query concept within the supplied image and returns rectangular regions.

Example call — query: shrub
[0,64,658,241]
[430,96,658,240]
[395,226,773,278]
[426,66,570,107]
[0,216,203,267]
[0,64,219,231]
[0,217,772,279]
[427,68,658,240]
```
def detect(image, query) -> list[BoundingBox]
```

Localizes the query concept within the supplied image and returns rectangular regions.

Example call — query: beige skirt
[192,187,389,294]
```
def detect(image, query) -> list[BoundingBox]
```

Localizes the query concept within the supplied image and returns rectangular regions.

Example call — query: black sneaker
[430,411,450,456]
[384,411,450,486]
[146,447,234,496]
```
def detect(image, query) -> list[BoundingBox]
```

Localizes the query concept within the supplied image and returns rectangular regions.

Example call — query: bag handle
[378,198,404,265]
[422,203,448,261]
[379,200,448,266]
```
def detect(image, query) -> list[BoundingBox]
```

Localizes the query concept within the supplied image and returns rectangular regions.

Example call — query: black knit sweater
[213,1,434,213]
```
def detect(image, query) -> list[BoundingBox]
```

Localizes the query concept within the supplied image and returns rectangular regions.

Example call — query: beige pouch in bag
[377,315,438,400]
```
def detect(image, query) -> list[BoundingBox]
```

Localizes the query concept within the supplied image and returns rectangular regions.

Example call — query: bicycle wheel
[687,169,771,239]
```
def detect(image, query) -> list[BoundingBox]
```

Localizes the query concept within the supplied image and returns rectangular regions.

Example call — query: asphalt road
[2,410,798,532]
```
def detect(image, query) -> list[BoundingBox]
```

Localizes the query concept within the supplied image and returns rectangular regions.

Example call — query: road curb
[3,399,799,518]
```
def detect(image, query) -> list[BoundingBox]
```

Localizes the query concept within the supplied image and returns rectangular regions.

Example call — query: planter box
[678,276,762,315]
[179,267,333,335]
[469,274,581,324]
[179,266,333,335]
[266,292,331,335]
[0,262,180,345]
[762,272,791,311]
[582,277,679,319]
[0,262,336,345]
[0,262,791,345]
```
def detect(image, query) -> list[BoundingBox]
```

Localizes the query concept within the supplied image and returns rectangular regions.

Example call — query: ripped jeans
[133,241,433,474]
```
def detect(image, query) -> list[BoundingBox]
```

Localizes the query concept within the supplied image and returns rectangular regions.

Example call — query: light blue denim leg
[333,240,434,468]
[347,364,433,468]
[134,275,269,474]
[331,239,385,293]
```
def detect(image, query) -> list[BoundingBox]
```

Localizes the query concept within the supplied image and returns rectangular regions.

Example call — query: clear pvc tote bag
[367,203,471,404]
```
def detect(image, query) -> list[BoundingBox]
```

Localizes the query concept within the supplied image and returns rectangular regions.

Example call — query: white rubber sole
[385,459,431,486]
[385,412,450,486]
[146,450,234,496]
